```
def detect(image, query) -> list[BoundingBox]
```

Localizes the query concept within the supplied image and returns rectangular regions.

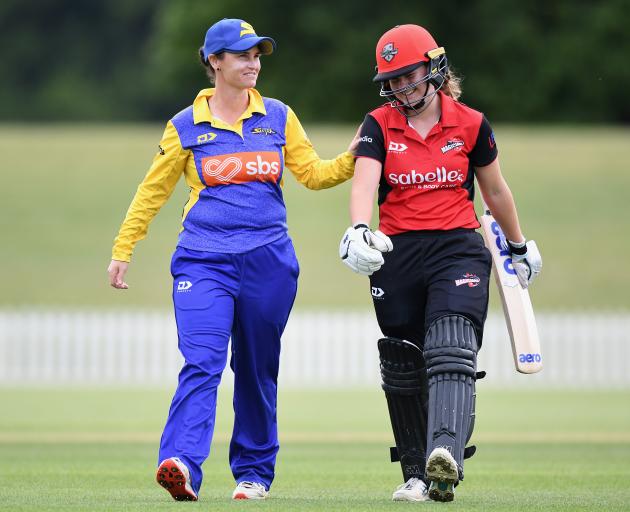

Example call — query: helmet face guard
[378,47,448,117]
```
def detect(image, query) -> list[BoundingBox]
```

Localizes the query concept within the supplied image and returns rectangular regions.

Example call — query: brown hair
[442,68,462,101]
[198,47,224,85]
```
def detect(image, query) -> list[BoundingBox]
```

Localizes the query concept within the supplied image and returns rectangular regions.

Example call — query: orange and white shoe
[156,457,198,501]
[232,481,269,500]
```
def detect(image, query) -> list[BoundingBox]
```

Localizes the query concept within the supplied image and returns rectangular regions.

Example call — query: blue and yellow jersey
[112,88,354,261]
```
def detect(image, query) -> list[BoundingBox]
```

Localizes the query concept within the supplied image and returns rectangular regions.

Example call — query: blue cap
[202,19,276,62]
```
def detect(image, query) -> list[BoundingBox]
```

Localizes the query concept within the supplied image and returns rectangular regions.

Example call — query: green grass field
[2,124,629,311]
[1,388,629,511]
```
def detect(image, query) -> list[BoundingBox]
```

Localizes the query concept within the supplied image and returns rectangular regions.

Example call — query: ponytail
[442,69,462,101]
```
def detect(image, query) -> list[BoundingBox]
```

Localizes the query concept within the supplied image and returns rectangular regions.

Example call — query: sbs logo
[201,151,282,186]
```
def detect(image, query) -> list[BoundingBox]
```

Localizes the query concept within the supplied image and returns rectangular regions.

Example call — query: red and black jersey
[355,92,498,235]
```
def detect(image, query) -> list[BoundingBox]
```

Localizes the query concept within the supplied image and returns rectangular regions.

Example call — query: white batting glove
[508,239,542,288]
[351,223,394,253]
[339,224,391,276]
[365,228,393,253]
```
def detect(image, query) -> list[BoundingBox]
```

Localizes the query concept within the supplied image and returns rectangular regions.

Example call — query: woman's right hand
[339,225,388,276]
[108,260,129,289]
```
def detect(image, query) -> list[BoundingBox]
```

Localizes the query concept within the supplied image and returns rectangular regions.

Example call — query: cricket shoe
[426,447,459,502]
[156,457,198,501]
[232,481,269,500]
[392,477,429,501]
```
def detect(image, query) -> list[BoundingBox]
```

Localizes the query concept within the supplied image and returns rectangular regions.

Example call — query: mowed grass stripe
[3,431,630,444]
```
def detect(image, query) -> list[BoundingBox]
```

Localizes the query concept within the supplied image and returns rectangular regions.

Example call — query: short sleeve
[469,116,498,167]
[355,114,386,164]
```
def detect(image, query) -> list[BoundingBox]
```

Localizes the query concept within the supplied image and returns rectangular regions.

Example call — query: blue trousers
[158,237,299,494]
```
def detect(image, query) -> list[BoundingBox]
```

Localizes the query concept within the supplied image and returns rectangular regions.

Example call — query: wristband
[507,239,527,255]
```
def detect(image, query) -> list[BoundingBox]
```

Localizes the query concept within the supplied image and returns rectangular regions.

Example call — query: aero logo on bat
[201,152,282,186]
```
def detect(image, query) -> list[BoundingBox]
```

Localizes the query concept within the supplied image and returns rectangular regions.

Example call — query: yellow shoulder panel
[111,121,189,262]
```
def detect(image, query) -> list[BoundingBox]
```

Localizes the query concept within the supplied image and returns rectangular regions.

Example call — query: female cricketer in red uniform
[339,24,542,502]
[108,18,358,502]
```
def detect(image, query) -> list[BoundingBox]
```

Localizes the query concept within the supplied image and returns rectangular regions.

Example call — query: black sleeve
[469,115,498,167]
[355,114,386,164]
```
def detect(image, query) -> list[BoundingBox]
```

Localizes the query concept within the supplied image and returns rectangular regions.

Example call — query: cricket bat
[479,203,543,374]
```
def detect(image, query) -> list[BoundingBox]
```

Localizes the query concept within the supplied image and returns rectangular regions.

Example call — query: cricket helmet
[373,24,448,115]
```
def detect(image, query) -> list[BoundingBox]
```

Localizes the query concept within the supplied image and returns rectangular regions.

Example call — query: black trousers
[369,229,492,348]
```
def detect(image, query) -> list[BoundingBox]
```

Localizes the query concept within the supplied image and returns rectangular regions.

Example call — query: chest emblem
[388,141,408,152]
[200,151,281,186]
[440,138,464,154]
[197,132,217,144]
[251,127,277,135]
[387,166,464,188]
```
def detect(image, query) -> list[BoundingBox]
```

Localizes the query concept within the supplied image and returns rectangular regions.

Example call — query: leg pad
[378,337,429,482]
[424,315,478,480]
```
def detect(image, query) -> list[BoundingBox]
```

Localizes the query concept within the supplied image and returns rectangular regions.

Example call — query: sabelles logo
[201,151,281,186]
[388,166,464,186]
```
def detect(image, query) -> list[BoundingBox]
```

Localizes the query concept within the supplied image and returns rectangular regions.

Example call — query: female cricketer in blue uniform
[108,19,358,501]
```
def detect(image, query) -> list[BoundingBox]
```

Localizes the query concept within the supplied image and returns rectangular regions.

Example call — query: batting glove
[339,224,392,276]
[508,239,542,288]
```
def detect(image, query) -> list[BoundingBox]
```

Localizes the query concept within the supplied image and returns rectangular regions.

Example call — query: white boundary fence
[0,310,628,388]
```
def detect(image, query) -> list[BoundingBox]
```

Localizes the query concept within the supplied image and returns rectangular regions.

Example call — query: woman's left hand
[347,124,363,155]
[108,259,130,289]
[509,239,542,288]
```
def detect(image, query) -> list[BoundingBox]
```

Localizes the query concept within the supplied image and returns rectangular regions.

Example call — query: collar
[192,87,267,125]
[388,91,458,130]
[438,91,458,128]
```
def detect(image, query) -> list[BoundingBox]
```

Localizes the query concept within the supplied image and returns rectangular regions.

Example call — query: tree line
[1,0,628,123]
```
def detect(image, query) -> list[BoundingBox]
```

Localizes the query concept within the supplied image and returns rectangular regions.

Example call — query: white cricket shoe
[426,447,459,502]
[156,457,198,501]
[392,477,429,501]
[232,481,269,500]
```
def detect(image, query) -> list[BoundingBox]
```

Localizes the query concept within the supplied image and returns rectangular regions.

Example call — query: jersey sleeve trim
[355,114,386,164]
[469,115,498,168]
[111,120,189,261]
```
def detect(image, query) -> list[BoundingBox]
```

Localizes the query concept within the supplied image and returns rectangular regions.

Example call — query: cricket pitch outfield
[1,388,629,511]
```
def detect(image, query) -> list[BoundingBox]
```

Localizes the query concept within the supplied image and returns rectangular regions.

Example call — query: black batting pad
[424,315,478,480]
[378,337,429,482]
